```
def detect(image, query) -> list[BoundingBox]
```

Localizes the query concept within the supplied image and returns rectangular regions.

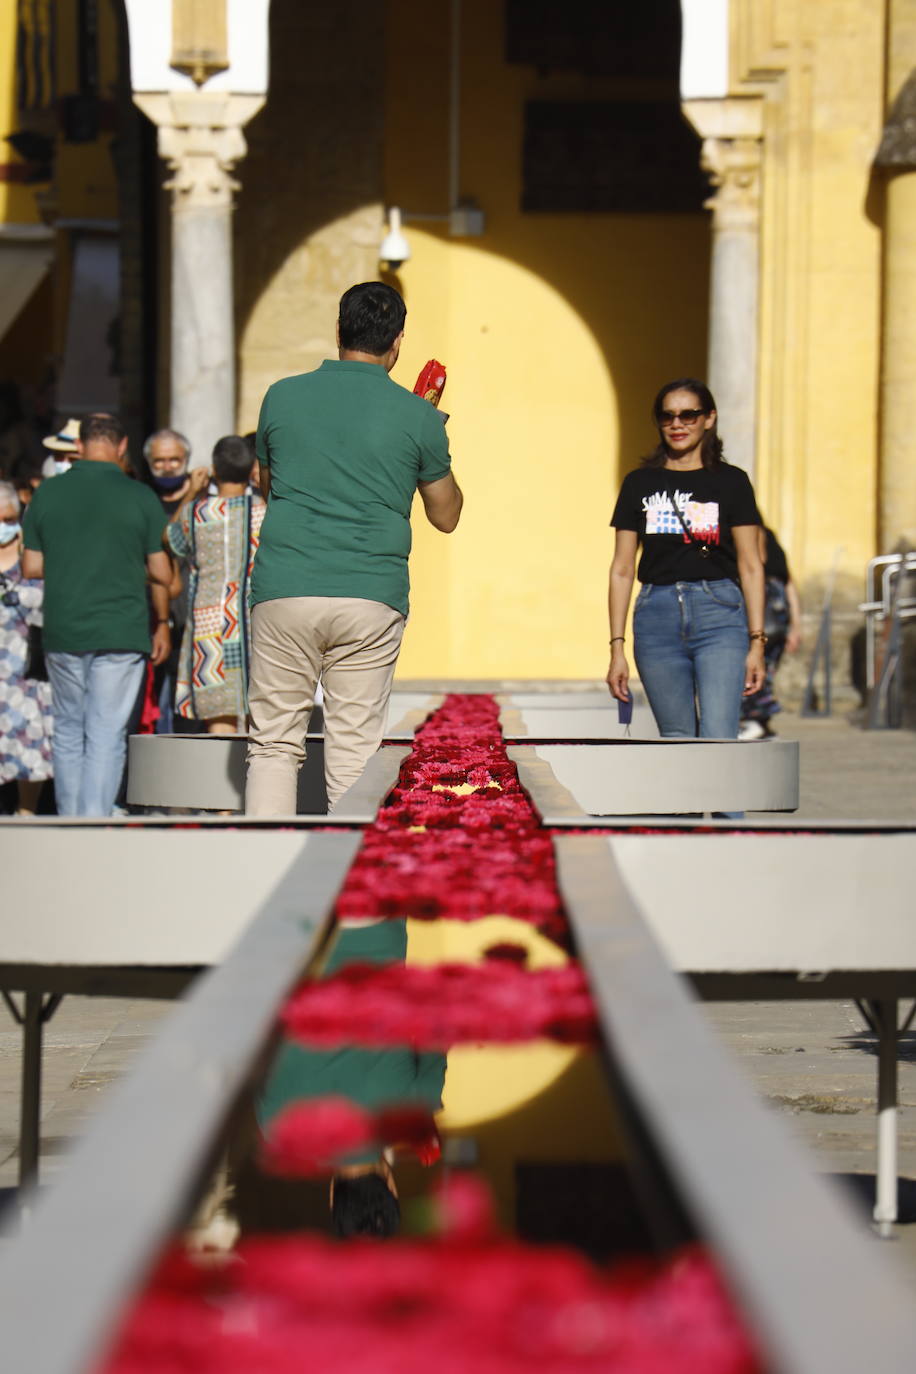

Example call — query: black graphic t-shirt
[611,463,761,585]
[764,527,790,585]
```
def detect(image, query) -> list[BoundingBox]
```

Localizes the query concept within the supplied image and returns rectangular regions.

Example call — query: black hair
[10,453,43,487]
[338,282,407,356]
[79,414,125,446]
[211,434,255,485]
[641,377,725,470]
[331,1173,401,1238]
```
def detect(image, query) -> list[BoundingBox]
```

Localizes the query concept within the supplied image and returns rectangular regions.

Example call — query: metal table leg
[873,1000,898,1235]
[858,998,916,1236]
[2,990,64,1188]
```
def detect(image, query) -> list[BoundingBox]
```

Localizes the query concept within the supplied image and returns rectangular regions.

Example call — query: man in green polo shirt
[247,281,463,813]
[22,414,173,816]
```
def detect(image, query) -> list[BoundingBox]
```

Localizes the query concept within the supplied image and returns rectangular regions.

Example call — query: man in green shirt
[247,282,463,813]
[22,414,172,815]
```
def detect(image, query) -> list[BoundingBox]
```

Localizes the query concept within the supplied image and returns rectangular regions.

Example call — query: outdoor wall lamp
[379,201,486,270]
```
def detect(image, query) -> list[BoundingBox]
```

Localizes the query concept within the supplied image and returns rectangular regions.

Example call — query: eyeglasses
[658,409,707,426]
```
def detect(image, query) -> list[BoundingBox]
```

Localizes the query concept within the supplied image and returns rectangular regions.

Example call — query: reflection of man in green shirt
[246,282,464,814]
[259,921,447,1238]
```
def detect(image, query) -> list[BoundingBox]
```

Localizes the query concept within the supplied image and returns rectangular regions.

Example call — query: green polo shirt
[252,359,452,616]
[22,461,166,654]
[258,923,447,1165]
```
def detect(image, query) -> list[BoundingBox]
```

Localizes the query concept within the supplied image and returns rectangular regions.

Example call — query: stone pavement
[1,699,915,1271]
[716,708,916,1270]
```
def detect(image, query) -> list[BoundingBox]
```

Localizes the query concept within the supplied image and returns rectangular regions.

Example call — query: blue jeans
[46,651,147,816]
[633,581,748,739]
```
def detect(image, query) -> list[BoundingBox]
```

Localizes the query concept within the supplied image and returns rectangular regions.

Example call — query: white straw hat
[42,418,81,453]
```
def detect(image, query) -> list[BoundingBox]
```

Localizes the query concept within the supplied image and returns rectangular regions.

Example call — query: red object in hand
[414,359,447,407]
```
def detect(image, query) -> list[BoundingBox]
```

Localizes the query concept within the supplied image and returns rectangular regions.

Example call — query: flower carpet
[98,694,759,1374]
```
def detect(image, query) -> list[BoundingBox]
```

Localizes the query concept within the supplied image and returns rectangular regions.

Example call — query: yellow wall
[383,0,710,679]
[0,3,123,390]
[55,2,120,222]
[239,1,899,675]
[0,5,44,226]
[733,0,886,604]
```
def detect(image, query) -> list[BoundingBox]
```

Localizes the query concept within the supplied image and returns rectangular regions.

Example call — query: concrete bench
[510,739,799,817]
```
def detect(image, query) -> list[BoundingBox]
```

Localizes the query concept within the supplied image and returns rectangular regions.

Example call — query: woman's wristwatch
[748,630,768,645]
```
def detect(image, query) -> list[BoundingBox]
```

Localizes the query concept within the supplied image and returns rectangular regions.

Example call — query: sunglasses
[658,409,707,426]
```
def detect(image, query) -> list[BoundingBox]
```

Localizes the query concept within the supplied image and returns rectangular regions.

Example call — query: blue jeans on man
[46,651,146,816]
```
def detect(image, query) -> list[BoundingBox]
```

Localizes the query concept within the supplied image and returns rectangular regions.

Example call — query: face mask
[54,459,72,475]
[0,520,21,545]
[151,472,187,493]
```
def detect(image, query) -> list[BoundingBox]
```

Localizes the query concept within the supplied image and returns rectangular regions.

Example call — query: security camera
[380,206,411,270]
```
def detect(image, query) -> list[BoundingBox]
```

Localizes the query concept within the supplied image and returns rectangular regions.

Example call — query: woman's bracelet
[748,631,768,644]
[609,636,625,645]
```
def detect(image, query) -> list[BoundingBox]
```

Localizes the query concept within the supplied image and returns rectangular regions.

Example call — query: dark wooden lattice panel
[522,101,708,214]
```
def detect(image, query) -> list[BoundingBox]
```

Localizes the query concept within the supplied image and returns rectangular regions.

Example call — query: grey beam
[0,830,361,1374]
[331,745,410,821]
[555,834,916,1374]
[508,745,585,819]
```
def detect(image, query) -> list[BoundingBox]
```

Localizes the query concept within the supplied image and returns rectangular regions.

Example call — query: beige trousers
[245,596,405,814]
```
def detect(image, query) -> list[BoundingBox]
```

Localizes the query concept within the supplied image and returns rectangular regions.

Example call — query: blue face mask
[151,473,186,494]
[0,520,21,545]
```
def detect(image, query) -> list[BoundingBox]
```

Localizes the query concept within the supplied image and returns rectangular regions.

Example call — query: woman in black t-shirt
[606,378,766,740]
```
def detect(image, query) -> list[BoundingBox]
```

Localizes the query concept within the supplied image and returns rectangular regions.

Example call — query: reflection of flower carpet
[105,1238,757,1374]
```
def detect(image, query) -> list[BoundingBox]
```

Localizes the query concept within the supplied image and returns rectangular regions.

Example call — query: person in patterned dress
[0,481,53,813]
[166,436,265,733]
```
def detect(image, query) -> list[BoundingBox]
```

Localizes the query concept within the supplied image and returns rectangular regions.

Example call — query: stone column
[683,99,764,478]
[701,137,762,476]
[133,92,263,466]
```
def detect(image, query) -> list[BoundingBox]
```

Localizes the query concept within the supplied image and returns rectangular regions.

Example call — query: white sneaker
[738,720,766,740]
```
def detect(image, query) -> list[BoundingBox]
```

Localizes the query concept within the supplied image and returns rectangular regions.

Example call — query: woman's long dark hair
[641,377,725,470]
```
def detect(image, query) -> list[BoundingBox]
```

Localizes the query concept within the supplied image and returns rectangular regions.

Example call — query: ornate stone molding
[133,91,264,209]
[683,97,764,232]
[700,136,763,231]
[157,122,245,208]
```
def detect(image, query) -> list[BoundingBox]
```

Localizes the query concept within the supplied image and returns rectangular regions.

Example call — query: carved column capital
[156,121,245,209]
[701,137,763,232]
[133,91,264,210]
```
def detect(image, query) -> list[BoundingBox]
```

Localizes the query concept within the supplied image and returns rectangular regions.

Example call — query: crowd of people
[0,282,466,819]
[0,282,800,821]
[0,410,267,816]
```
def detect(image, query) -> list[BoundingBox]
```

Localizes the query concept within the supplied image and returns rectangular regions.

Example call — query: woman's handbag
[24,621,47,682]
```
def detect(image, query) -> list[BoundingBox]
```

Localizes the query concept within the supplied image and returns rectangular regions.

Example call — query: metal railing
[860,552,916,728]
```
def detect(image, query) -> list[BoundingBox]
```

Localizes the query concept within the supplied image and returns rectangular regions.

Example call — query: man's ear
[335,320,341,348]
[75,440,86,458]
